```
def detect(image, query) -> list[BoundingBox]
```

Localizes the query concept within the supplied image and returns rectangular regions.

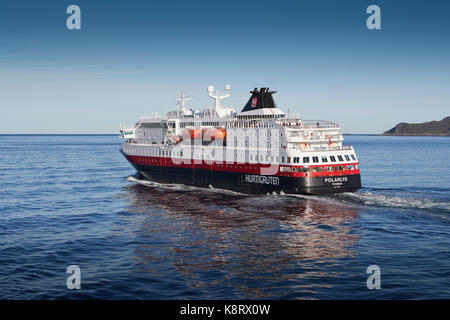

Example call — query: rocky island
[383,116,450,136]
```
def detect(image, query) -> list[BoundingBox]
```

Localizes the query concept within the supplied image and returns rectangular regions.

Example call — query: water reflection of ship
[116,182,362,298]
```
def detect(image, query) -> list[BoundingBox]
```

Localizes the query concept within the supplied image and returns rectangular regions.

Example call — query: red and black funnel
[241,88,278,112]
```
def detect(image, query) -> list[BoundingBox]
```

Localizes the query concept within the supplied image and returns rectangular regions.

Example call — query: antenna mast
[207,84,231,111]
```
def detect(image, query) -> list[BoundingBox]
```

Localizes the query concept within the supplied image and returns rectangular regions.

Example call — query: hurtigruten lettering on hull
[120,85,361,195]
[245,174,280,186]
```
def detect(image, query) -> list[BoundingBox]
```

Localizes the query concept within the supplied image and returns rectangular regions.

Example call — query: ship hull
[124,154,361,195]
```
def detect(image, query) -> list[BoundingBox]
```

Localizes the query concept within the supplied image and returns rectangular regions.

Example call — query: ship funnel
[240,87,277,112]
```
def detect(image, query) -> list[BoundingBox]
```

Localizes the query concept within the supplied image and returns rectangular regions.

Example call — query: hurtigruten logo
[251,97,258,108]
[245,174,280,185]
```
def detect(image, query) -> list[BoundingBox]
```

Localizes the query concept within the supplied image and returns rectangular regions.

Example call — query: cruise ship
[120,85,361,194]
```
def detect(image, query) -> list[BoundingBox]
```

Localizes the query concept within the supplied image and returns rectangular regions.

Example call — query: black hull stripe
[128,160,361,195]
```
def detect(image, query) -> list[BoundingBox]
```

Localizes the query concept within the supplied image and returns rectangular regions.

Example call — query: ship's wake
[330,190,450,215]
[125,175,246,196]
[125,175,450,215]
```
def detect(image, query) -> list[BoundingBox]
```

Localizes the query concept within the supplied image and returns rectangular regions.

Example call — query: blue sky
[1,0,449,133]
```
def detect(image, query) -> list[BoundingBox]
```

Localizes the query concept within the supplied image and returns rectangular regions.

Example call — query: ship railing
[280,119,339,129]
[286,133,343,141]
[295,145,353,152]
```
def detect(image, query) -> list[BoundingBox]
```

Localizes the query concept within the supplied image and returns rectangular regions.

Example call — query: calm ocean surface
[0,134,449,299]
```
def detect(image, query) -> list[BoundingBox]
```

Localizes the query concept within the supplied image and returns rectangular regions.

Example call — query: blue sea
[0,134,449,299]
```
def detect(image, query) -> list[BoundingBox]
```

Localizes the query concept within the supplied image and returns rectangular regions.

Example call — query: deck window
[330,156,336,162]
[351,154,356,161]
[345,155,350,161]
[337,155,344,161]
[321,156,328,163]
[312,156,319,163]
[303,157,310,163]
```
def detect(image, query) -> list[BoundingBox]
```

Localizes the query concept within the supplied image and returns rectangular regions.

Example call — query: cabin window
[281,156,285,163]
[351,154,356,161]
[321,156,328,163]
[337,155,344,161]
[312,156,319,163]
[345,155,350,161]
[312,167,323,172]
[287,157,291,163]
[303,157,310,163]
[292,167,309,173]
[293,157,299,163]
[330,156,336,162]
[324,166,334,172]
[280,166,291,172]
[335,166,344,171]
[346,165,354,170]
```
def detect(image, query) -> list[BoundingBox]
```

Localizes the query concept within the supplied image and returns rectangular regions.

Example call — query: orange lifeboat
[203,127,226,141]
[191,128,202,139]
[181,128,202,139]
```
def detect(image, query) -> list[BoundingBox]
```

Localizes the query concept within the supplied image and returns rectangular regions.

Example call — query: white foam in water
[126,175,450,214]
[125,175,246,196]
[336,191,450,214]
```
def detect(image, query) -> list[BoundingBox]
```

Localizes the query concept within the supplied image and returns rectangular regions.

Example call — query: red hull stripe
[125,155,360,178]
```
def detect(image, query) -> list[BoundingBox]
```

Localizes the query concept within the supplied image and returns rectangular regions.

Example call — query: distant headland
[383,116,450,136]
